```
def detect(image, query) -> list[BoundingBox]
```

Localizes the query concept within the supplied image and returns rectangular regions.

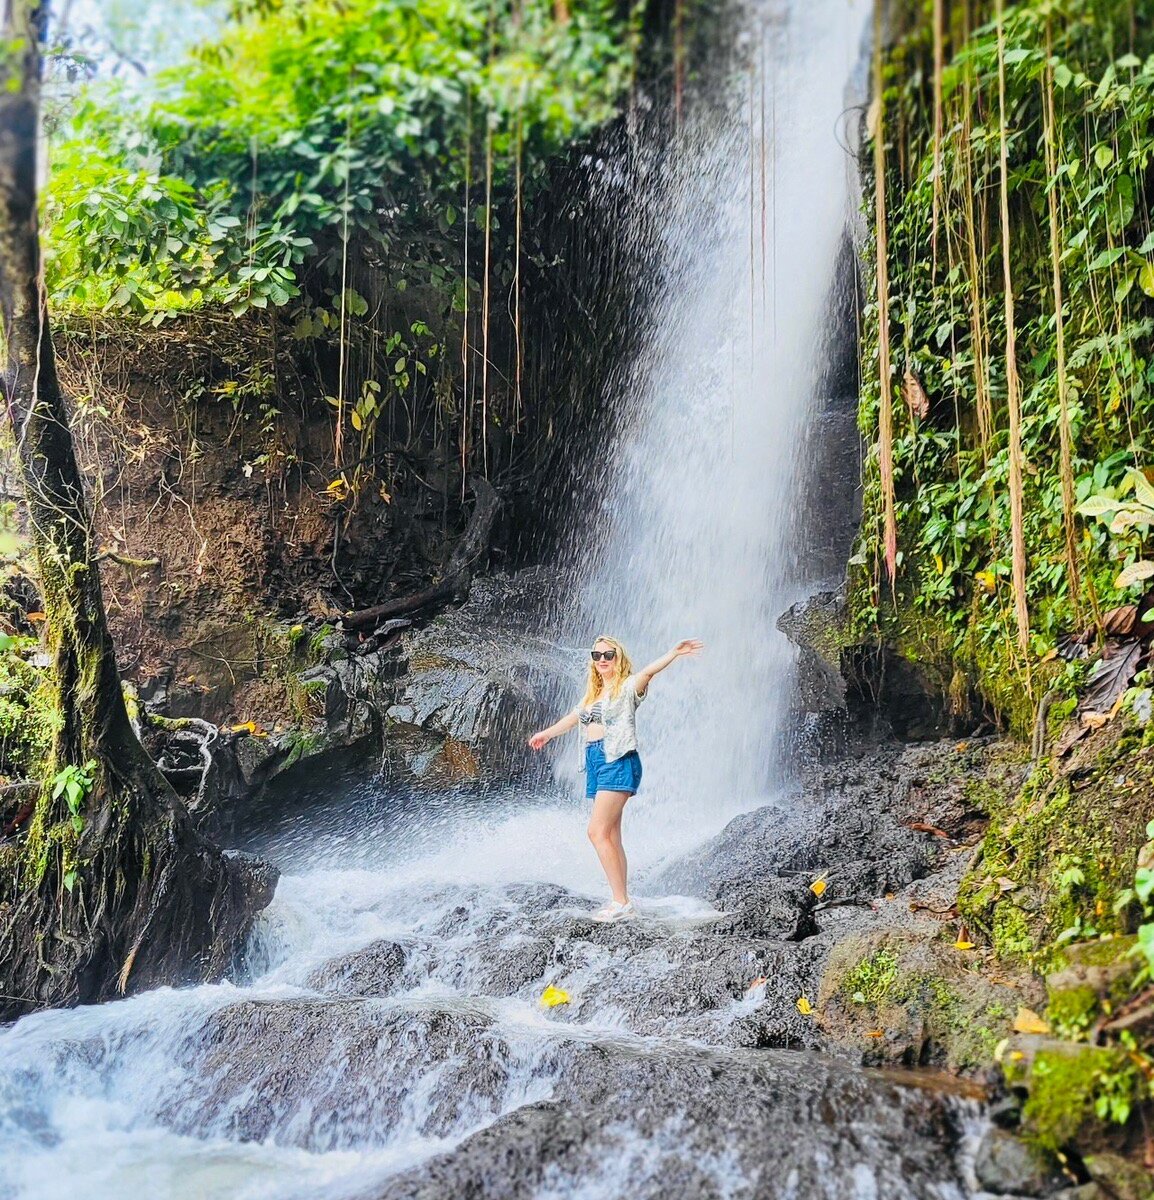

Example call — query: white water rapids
[0,2,991,1198]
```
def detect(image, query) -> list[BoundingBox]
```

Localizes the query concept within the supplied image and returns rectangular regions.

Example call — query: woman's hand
[672,638,704,657]
[528,730,551,751]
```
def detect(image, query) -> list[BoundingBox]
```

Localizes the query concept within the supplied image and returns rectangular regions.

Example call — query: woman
[528,635,704,922]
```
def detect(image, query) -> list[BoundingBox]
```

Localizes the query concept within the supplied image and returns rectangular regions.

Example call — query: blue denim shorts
[584,740,642,798]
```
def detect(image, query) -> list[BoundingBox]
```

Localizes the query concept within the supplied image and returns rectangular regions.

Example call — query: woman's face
[592,640,617,680]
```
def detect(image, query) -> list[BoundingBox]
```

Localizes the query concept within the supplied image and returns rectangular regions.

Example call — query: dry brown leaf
[902,368,930,419]
[1012,1006,1051,1035]
[1101,605,1138,637]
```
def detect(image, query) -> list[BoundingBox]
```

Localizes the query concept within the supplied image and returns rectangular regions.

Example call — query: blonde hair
[581,635,633,707]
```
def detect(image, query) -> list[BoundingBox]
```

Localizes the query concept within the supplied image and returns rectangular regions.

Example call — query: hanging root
[150,716,220,810]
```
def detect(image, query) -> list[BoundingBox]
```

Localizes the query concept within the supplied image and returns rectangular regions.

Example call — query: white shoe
[591,899,635,923]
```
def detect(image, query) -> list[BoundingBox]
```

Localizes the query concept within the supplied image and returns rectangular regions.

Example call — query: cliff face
[844,0,1154,1176]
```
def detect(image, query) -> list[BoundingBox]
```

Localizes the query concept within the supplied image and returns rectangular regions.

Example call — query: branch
[95,549,161,570]
[341,477,500,632]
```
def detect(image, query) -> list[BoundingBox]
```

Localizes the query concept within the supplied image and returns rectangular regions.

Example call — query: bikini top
[576,676,646,763]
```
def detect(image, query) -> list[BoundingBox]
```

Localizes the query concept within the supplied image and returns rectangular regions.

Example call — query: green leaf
[1107,176,1136,237]
[1076,494,1118,516]
[63,870,77,894]
[1140,262,1154,298]
[1095,143,1115,169]
[1089,247,1125,270]
[1115,560,1154,589]
[1131,470,1154,507]
[1138,923,1154,970]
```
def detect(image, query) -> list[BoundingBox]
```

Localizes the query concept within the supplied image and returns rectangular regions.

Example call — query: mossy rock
[1006,1038,1140,1155]
[1045,937,1141,1037]
[1083,1151,1154,1200]
[958,726,1154,972]
[817,929,1030,1070]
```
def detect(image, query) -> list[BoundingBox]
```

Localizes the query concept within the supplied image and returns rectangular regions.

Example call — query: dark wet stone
[160,999,510,1152]
[974,1128,1068,1196]
[368,1039,970,1200]
[305,939,407,998]
[710,877,818,940]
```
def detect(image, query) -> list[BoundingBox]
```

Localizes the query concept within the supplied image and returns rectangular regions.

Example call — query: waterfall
[560,0,867,834]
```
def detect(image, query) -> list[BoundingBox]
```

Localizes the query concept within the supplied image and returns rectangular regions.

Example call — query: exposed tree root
[342,477,500,632]
[0,772,276,1020]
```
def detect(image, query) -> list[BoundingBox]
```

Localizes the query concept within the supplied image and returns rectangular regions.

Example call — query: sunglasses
[590,649,617,661]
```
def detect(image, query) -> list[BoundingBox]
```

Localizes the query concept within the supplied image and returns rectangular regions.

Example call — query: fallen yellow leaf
[866,1029,885,1038]
[1012,1006,1051,1035]
[25,611,45,622]
[810,877,827,897]
[540,985,570,1008]
[955,941,976,951]
[975,569,997,594]
[796,996,813,1015]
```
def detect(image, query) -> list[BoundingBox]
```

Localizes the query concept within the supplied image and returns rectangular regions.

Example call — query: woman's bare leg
[588,789,631,903]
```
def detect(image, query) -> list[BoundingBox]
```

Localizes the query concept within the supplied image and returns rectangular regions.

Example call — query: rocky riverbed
[3,724,1071,1200]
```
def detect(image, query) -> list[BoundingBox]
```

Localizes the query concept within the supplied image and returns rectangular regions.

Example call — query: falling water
[565,0,866,826]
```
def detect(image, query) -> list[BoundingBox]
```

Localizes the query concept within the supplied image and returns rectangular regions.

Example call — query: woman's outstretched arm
[635,639,703,695]
[528,710,580,750]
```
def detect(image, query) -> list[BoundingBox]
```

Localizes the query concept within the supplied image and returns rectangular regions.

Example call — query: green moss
[841,948,900,1005]
[277,728,328,770]
[0,646,60,781]
[958,729,1154,974]
[308,623,336,660]
[1022,1045,1139,1154]
[831,938,1016,1071]
[1046,985,1100,1038]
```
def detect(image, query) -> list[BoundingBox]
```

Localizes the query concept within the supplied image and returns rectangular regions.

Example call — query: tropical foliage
[857,0,1154,713]
[47,0,642,319]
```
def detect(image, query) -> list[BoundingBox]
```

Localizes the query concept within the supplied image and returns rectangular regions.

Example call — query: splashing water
[559,0,866,830]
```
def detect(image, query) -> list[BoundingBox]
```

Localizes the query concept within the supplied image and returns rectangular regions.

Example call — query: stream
[0,1,1006,1196]
[0,752,994,1200]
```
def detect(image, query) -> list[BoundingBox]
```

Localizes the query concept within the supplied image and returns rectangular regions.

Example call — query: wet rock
[372,1038,972,1200]
[306,940,407,998]
[161,998,513,1152]
[710,877,818,940]
[777,588,850,713]
[974,1128,1067,1196]
[1082,1152,1154,1200]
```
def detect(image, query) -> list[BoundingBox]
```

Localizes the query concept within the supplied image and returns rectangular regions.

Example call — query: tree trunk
[0,1,276,1022]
